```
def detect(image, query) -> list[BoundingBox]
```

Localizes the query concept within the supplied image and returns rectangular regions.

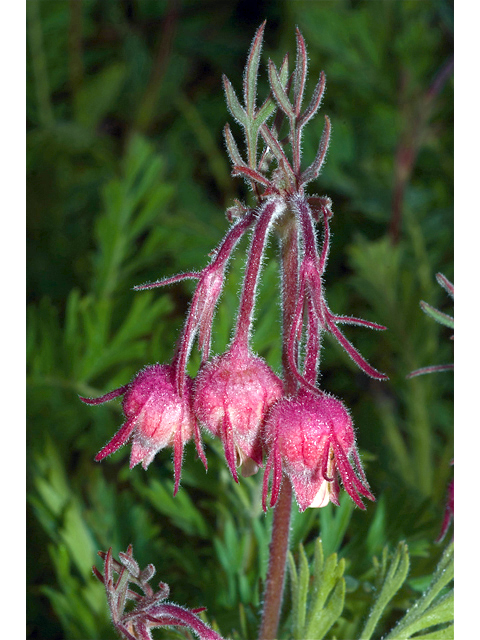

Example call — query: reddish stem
[303,298,320,385]
[173,210,255,392]
[292,193,319,263]
[258,213,298,640]
[259,477,293,640]
[233,199,283,350]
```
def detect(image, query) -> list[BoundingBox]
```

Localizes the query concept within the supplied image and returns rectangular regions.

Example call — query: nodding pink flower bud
[80,364,204,495]
[262,389,375,512]
[193,343,283,482]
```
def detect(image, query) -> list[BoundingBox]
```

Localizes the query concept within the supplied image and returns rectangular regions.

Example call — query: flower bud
[125,365,196,470]
[193,343,283,481]
[262,389,374,511]
[81,364,199,493]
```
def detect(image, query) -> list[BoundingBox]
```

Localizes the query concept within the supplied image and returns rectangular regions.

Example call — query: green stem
[27,0,54,127]
[409,378,433,496]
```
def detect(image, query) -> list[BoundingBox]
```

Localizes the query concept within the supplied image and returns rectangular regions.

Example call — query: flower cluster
[81,23,387,511]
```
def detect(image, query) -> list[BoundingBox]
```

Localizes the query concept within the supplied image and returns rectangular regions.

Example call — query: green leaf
[268,59,295,119]
[288,538,346,640]
[318,498,354,557]
[133,477,210,538]
[299,71,326,127]
[93,135,173,299]
[293,27,308,114]
[297,545,310,636]
[224,123,247,168]
[409,623,454,639]
[419,301,454,329]
[29,440,111,637]
[255,97,278,131]
[256,53,290,126]
[406,591,453,635]
[259,124,294,179]
[305,544,346,640]
[109,293,173,354]
[75,63,126,129]
[360,541,410,640]
[384,543,453,639]
[244,21,266,117]
[301,114,331,184]
[223,75,247,126]
[385,591,454,639]
[41,541,109,639]
[436,273,454,298]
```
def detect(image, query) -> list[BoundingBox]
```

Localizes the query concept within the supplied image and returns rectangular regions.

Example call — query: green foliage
[288,539,346,640]
[286,540,453,640]
[360,542,411,640]
[419,301,454,330]
[29,439,113,639]
[384,542,454,640]
[27,2,453,639]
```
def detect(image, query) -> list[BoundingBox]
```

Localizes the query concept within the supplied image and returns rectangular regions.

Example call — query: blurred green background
[27,1,453,639]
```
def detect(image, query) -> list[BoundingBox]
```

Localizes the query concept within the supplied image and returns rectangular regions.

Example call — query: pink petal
[79,385,129,405]
[95,412,140,461]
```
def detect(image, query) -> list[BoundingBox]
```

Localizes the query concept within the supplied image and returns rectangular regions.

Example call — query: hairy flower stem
[293,193,320,262]
[258,215,298,640]
[233,199,284,350]
[279,216,301,396]
[259,477,293,640]
[174,209,255,392]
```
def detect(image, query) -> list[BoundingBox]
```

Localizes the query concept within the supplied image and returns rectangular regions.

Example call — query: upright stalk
[259,478,293,640]
[173,209,256,390]
[233,199,283,350]
[259,213,298,640]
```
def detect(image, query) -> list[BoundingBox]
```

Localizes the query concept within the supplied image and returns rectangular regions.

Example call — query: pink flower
[193,342,283,481]
[80,364,205,494]
[262,389,375,512]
